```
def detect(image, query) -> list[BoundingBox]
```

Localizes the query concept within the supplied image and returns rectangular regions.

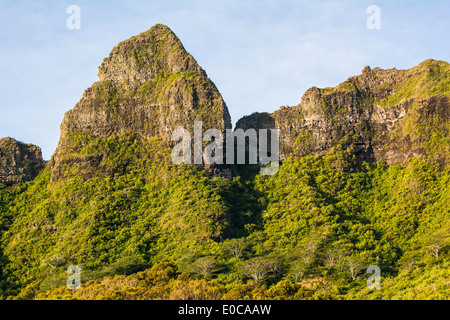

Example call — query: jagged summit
[236,59,450,166]
[300,59,450,104]
[50,24,231,182]
[98,24,207,85]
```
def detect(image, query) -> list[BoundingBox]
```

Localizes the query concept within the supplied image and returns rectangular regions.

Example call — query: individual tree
[189,256,219,277]
[323,245,347,271]
[240,257,279,284]
[345,255,364,280]
[293,239,320,266]
[426,232,449,258]
[43,255,66,269]
[224,238,248,259]
[288,260,307,282]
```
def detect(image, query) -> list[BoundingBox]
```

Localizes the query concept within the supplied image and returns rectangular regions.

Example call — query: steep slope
[0,26,449,300]
[50,24,231,182]
[236,59,450,166]
[0,138,44,189]
[0,25,234,297]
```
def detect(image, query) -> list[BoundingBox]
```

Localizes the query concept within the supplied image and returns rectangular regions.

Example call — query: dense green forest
[0,132,448,299]
[0,25,449,300]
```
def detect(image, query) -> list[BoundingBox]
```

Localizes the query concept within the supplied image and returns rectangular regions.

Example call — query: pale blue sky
[1,0,449,160]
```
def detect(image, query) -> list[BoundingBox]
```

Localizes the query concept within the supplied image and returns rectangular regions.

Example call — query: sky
[0,0,449,160]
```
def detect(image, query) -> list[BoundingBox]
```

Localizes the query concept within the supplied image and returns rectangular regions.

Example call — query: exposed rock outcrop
[0,137,45,188]
[236,59,450,166]
[50,24,232,182]
[47,22,449,183]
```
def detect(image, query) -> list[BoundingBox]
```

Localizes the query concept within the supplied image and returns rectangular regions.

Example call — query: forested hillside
[0,25,448,300]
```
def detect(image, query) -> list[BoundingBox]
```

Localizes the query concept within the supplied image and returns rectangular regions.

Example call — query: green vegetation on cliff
[0,24,448,300]
[379,60,450,107]
[0,140,448,299]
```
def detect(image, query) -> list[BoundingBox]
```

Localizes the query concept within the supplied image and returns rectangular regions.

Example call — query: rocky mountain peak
[97,24,207,85]
[50,24,231,182]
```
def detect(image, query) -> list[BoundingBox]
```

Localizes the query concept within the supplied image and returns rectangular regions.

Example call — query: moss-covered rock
[50,24,231,183]
[236,60,450,167]
[0,137,45,188]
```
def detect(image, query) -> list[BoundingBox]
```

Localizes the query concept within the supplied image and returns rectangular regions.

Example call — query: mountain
[0,25,449,300]
[0,137,44,189]
[236,60,450,166]
[50,24,231,182]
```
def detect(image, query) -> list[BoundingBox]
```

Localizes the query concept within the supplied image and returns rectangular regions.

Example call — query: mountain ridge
[0,25,449,300]
[237,59,449,166]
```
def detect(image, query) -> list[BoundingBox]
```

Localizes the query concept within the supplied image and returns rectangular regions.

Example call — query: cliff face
[236,59,450,166]
[0,137,45,188]
[1,23,449,300]
[7,24,449,186]
[50,24,232,182]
